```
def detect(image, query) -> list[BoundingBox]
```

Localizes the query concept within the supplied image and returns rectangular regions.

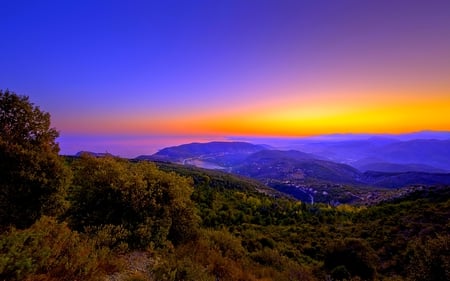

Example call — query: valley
[138,138,450,205]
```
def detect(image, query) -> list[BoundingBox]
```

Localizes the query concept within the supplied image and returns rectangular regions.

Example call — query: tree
[0,216,109,281]
[68,155,200,249]
[0,90,69,229]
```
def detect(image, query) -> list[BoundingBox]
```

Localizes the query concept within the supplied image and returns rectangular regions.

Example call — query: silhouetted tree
[0,90,69,228]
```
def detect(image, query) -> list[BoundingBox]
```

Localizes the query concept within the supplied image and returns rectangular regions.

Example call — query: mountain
[137,141,267,169]
[395,130,450,140]
[350,139,450,172]
[355,162,448,173]
[376,139,450,170]
[234,149,450,203]
[148,141,450,188]
[153,160,288,198]
[139,139,450,204]
[270,137,399,164]
[277,138,450,173]
[362,171,450,188]
[234,149,361,184]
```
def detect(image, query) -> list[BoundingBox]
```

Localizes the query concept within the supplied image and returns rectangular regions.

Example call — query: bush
[0,216,113,281]
[407,234,450,281]
[67,155,200,249]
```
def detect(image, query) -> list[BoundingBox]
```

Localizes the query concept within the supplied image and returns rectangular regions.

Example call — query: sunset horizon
[2,0,449,155]
[56,129,450,158]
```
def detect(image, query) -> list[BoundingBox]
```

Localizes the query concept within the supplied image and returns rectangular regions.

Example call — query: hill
[140,161,450,281]
[137,141,267,169]
[3,154,449,281]
[152,160,288,198]
[353,160,448,173]
[142,141,450,204]
[289,138,450,173]
[234,149,361,184]
[377,139,450,170]
[362,170,450,188]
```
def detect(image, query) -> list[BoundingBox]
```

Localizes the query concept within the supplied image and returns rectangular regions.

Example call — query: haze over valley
[131,134,450,205]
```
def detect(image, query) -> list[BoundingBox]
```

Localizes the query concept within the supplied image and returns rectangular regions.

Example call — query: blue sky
[1,0,450,156]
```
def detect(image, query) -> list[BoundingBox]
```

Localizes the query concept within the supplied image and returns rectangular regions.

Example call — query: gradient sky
[1,0,450,156]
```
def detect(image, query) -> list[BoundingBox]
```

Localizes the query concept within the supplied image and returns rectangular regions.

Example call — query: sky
[1,0,450,156]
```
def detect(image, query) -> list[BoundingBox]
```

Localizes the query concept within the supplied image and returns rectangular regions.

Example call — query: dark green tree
[0,90,70,229]
[68,155,200,249]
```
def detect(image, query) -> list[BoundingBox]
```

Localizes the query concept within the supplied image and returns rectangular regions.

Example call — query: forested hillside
[1,91,449,281]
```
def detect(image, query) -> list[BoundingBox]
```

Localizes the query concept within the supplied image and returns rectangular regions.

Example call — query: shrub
[0,216,113,280]
[67,155,200,249]
[406,234,450,281]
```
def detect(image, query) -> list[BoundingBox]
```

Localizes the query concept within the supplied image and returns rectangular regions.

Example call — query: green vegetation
[1,91,449,280]
[0,216,116,281]
[67,155,199,249]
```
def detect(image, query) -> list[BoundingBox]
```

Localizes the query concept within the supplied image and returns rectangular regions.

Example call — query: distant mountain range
[135,139,450,187]
[137,141,268,169]
[79,135,450,204]
[232,149,362,185]
[314,138,450,171]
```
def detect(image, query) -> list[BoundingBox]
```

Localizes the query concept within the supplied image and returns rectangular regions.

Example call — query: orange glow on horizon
[178,91,450,136]
[57,89,450,137]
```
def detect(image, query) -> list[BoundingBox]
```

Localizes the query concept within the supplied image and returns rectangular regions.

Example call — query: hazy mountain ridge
[137,141,267,168]
[144,139,450,184]
[235,132,450,172]
[288,138,450,172]
[377,139,450,170]
[361,170,450,188]
[356,162,447,173]
[145,139,450,204]
[234,149,361,184]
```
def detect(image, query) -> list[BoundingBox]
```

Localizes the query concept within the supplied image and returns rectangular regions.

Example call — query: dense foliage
[155,163,450,281]
[1,92,449,280]
[67,155,199,249]
[0,216,115,281]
